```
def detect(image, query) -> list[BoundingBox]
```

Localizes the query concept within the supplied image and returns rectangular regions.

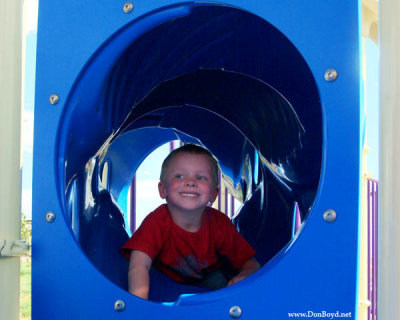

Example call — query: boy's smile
[180,193,199,197]
[158,152,219,220]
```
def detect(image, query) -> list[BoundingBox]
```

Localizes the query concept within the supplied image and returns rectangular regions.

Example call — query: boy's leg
[194,269,228,290]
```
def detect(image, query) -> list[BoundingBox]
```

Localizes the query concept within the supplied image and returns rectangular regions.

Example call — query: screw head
[49,94,59,105]
[123,2,134,13]
[324,68,338,82]
[45,212,56,223]
[114,300,126,312]
[323,209,337,223]
[229,306,242,318]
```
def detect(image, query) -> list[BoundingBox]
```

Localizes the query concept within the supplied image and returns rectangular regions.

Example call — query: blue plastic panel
[33,1,361,319]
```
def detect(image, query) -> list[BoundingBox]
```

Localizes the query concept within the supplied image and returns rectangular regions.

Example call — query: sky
[20,0,380,220]
[21,0,38,219]
[363,38,380,179]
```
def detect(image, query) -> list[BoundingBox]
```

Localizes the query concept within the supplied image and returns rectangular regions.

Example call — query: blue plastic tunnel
[33,1,361,319]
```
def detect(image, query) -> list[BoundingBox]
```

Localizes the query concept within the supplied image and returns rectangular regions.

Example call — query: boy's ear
[210,187,219,203]
[158,181,167,199]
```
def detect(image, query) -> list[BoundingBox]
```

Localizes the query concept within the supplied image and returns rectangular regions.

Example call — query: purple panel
[367,178,378,320]
[130,175,136,233]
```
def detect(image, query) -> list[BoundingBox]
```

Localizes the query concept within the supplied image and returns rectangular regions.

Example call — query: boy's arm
[128,250,152,299]
[227,257,260,286]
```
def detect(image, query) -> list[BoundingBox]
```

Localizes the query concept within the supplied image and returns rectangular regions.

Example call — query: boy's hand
[128,250,152,299]
[227,258,260,286]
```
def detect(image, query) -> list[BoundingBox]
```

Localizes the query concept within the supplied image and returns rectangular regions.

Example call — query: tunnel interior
[58,4,322,301]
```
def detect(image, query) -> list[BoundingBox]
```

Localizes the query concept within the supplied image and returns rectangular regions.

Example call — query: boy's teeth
[181,193,197,197]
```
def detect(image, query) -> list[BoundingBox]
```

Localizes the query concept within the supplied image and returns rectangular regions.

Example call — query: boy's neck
[166,204,206,233]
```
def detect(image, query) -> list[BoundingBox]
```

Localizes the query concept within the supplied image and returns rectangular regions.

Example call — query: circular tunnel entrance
[59,3,322,299]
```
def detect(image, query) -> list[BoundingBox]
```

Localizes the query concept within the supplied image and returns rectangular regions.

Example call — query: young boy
[122,144,260,299]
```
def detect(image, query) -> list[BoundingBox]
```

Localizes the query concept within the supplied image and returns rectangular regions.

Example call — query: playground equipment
[32,1,362,319]
[379,1,400,318]
[0,2,23,320]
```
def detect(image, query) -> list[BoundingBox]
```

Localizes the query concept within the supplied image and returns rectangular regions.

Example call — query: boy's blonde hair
[160,143,219,187]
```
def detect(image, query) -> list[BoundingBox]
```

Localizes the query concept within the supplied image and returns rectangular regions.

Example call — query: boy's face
[158,152,219,215]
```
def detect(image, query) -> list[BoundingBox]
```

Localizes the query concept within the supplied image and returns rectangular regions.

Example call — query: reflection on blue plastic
[292,202,302,237]
[33,1,361,319]
[254,151,259,186]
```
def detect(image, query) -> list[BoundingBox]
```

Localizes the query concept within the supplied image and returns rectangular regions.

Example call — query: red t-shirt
[122,204,256,283]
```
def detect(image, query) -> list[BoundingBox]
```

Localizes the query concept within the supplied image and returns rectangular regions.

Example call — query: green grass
[20,257,31,320]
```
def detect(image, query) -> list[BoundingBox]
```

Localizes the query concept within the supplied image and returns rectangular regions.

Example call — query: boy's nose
[185,178,196,187]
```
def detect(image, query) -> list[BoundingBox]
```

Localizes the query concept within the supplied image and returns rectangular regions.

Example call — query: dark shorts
[193,267,238,290]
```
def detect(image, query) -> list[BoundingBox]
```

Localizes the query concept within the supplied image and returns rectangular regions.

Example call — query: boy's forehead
[168,152,212,167]
[163,153,216,175]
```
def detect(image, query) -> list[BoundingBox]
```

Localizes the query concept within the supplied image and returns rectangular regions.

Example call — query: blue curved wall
[33,1,361,319]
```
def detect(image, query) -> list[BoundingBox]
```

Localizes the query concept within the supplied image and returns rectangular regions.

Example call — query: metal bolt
[324,68,338,82]
[229,306,242,318]
[323,209,337,223]
[49,94,59,105]
[123,2,134,13]
[45,212,56,223]
[114,300,126,312]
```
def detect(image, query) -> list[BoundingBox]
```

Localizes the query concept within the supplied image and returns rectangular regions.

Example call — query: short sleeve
[121,205,168,260]
[212,210,256,269]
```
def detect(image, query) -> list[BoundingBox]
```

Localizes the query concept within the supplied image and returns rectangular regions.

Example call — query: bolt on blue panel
[33,1,361,319]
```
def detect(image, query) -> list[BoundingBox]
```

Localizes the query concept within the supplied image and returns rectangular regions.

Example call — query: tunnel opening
[59,3,322,301]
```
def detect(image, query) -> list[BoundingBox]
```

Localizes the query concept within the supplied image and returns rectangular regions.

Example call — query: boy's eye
[174,174,184,179]
[197,176,208,181]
